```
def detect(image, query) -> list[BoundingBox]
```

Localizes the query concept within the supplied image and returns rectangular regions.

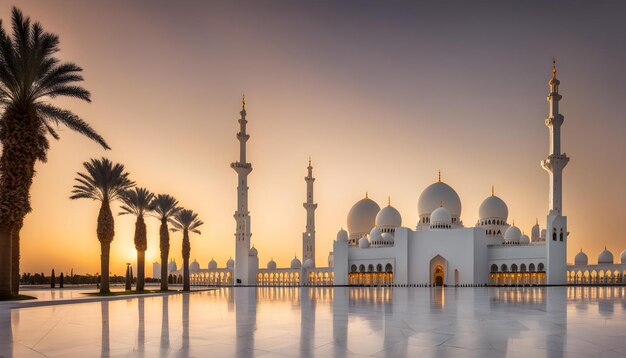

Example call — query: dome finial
[536,217,538,225]
[551,56,557,80]
[365,191,368,199]
[242,94,246,110]
[308,156,311,166]
[388,196,391,206]
[440,200,444,208]
[438,170,441,182]
[512,219,515,226]
[491,185,494,196]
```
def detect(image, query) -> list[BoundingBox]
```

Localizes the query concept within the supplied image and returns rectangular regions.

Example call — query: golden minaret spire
[242,94,246,111]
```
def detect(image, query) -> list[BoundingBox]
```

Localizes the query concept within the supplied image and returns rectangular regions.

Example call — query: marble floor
[1,286,626,357]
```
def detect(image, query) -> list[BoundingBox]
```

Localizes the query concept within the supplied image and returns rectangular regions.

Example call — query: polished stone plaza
[1,286,626,357]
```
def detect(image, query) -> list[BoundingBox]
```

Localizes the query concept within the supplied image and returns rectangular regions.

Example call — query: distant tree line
[19,272,161,286]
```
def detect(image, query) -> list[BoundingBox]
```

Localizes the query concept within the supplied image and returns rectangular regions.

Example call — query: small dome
[369,227,382,242]
[267,258,277,270]
[208,258,217,269]
[347,196,381,238]
[504,225,521,243]
[430,206,452,227]
[168,259,177,272]
[381,232,394,244]
[519,234,530,245]
[303,258,314,269]
[358,236,370,249]
[290,256,302,269]
[375,204,402,228]
[479,195,508,221]
[190,259,200,271]
[418,181,462,219]
[336,228,349,241]
[621,249,626,264]
[226,257,235,269]
[249,246,258,257]
[574,250,588,265]
[598,248,614,264]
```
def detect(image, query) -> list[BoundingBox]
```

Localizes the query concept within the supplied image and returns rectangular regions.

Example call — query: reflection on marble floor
[2,287,626,357]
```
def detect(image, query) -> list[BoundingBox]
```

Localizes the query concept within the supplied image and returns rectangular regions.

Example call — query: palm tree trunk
[182,230,190,292]
[0,108,39,299]
[0,226,12,299]
[100,241,111,293]
[159,219,169,291]
[11,219,23,294]
[97,201,114,293]
[134,216,147,292]
[137,250,145,291]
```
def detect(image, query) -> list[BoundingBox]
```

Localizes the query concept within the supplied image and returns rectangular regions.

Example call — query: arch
[367,264,374,272]
[552,228,557,241]
[490,264,498,273]
[359,264,365,273]
[538,263,545,272]
[511,264,518,273]
[500,264,508,273]
[376,264,383,273]
[559,228,564,241]
[529,263,536,272]
[385,263,393,273]
[430,255,447,285]
[350,264,357,273]
[520,263,527,272]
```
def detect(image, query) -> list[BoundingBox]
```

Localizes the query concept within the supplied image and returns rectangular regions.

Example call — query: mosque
[157,62,626,287]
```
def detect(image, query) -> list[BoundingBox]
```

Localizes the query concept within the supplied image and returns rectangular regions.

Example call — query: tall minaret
[302,157,317,267]
[541,59,569,285]
[231,95,253,285]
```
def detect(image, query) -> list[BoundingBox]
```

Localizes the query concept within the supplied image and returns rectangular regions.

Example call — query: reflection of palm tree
[119,188,154,291]
[70,158,134,293]
[0,7,109,299]
[182,294,190,357]
[170,209,203,291]
[160,295,170,353]
[150,195,180,291]
[137,297,145,356]
[101,301,110,356]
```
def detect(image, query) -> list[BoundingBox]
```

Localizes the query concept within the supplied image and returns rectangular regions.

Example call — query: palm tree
[0,8,109,299]
[150,195,180,291]
[70,158,134,293]
[119,187,154,291]
[170,209,203,292]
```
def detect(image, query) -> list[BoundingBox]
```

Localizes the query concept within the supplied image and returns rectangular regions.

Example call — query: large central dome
[418,181,462,220]
[347,196,380,239]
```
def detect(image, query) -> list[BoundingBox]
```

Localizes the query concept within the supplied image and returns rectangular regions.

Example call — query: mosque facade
[157,63,626,287]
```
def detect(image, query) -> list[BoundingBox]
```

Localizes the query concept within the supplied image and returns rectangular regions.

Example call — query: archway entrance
[434,265,444,286]
[430,255,447,286]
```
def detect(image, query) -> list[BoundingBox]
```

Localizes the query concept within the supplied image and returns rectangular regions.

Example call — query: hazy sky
[3,1,626,275]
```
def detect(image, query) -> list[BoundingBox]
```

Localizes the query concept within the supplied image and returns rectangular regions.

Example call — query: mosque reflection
[90,286,626,357]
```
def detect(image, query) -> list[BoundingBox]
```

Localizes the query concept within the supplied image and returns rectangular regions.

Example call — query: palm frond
[118,187,155,217]
[70,157,134,203]
[36,103,109,149]
[149,194,180,220]
[170,209,203,235]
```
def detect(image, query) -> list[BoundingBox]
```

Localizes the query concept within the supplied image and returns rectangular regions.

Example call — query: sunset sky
[3,1,626,275]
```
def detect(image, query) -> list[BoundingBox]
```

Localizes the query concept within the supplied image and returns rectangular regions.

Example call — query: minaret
[541,58,570,214]
[231,95,253,285]
[541,59,569,285]
[302,157,317,267]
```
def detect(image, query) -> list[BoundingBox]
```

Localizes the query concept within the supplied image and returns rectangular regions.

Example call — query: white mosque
[158,62,626,287]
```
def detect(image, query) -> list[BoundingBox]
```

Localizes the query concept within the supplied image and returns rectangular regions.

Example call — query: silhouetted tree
[125,265,131,291]
[119,188,154,291]
[0,7,109,299]
[70,158,134,293]
[150,195,179,291]
[50,269,55,288]
[170,209,203,291]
